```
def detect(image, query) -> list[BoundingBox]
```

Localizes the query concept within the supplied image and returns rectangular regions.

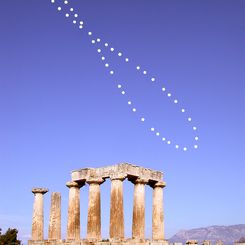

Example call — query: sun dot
[91,40,95,44]
[110,70,114,75]
[73,20,76,24]
[118,52,122,57]
[79,25,83,29]
[136,66,140,70]
[105,43,109,47]
[57,6,62,11]
[51,0,55,3]
[193,126,197,131]
[156,132,160,136]
[125,58,129,62]
[110,48,114,52]
[181,109,185,113]
[65,13,69,17]
[151,127,155,132]
[175,145,179,149]
[183,147,187,151]
[64,0,68,4]
[132,108,136,112]
[101,56,105,60]
[117,84,122,88]
[128,101,132,105]
[122,91,125,95]
[143,70,147,75]
[167,141,171,145]
[97,49,101,53]
[88,31,92,36]
[70,8,74,11]
[174,99,178,104]
[162,87,166,92]
[167,93,171,97]
[96,38,100,42]
[151,77,156,82]
[195,136,199,141]
[188,117,192,122]
[162,137,166,141]
[194,145,198,149]
[105,63,109,67]
[74,14,78,18]
[141,117,145,122]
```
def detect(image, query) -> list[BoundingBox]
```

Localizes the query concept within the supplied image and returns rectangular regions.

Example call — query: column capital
[66,181,84,188]
[152,181,166,188]
[86,177,104,185]
[32,188,49,194]
[110,173,126,181]
[133,178,149,185]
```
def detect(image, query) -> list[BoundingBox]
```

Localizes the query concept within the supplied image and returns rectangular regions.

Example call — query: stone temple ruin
[29,163,167,245]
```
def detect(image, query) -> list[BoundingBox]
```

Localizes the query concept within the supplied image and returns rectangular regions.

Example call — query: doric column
[132,178,148,240]
[31,188,49,240]
[109,174,126,240]
[48,192,61,240]
[152,181,166,240]
[66,181,84,240]
[87,178,104,241]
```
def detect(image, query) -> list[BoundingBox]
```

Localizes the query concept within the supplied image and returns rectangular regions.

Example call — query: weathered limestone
[87,178,104,241]
[109,174,126,240]
[152,182,166,241]
[132,178,148,240]
[31,188,49,240]
[48,192,61,240]
[66,181,84,240]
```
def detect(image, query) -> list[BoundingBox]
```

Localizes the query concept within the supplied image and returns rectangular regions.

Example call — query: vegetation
[0,228,21,245]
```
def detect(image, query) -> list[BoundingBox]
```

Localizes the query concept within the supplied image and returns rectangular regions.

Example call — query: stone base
[28,239,169,245]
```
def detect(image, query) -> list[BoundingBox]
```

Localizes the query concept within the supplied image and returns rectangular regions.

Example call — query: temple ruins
[29,163,167,245]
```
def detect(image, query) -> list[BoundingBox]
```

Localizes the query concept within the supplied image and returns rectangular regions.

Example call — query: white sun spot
[136,66,140,70]
[118,52,122,57]
[74,14,78,18]
[125,58,129,62]
[70,8,74,11]
[167,93,171,97]
[105,43,109,47]
[132,108,136,112]
[181,109,185,113]
[175,145,179,149]
[162,87,166,92]
[105,63,109,67]
[156,132,160,136]
[96,38,100,42]
[73,20,76,24]
[51,0,55,3]
[121,91,125,95]
[110,47,114,52]
[167,141,171,145]
[117,84,122,89]
[88,31,92,36]
[193,126,197,131]
[97,49,101,53]
[101,56,105,61]
[128,101,132,105]
[195,136,199,141]
[183,147,187,151]
[188,117,192,122]
[91,40,95,44]
[194,145,198,149]
[79,21,83,25]
[151,77,156,82]
[79,25,83,29]
[57,6,62,11]
[110,70,114,75]
[141,117,145,122]
[162,137,166,141]
[143,70,147,75]
[64,0,68,4]
[174,99,178,104]
[151,127,155,132]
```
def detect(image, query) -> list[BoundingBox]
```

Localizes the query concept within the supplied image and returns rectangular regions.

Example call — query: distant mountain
[169,224,245,245]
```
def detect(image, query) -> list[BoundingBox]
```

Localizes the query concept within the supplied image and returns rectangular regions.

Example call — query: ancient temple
[29,163,168,245]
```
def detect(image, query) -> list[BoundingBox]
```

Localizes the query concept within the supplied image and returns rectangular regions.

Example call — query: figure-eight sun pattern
[50,0,199,152]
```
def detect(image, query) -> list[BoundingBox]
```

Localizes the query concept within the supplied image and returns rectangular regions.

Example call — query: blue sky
[0,0,245,243]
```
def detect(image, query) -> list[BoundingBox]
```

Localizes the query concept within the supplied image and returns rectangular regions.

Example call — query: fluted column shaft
[31,188,49,240]
[132,179,148,240]
[152,181,166,240]
[87,178,104,241]
[48,192,61,240]
[109,176,125,240]
[66,181,84,240]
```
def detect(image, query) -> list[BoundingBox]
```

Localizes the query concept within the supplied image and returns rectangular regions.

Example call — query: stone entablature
[29,163,167,245]
[71,163,163,185]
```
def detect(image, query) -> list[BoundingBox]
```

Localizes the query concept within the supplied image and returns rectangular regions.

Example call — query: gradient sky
[0,0,245,243]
